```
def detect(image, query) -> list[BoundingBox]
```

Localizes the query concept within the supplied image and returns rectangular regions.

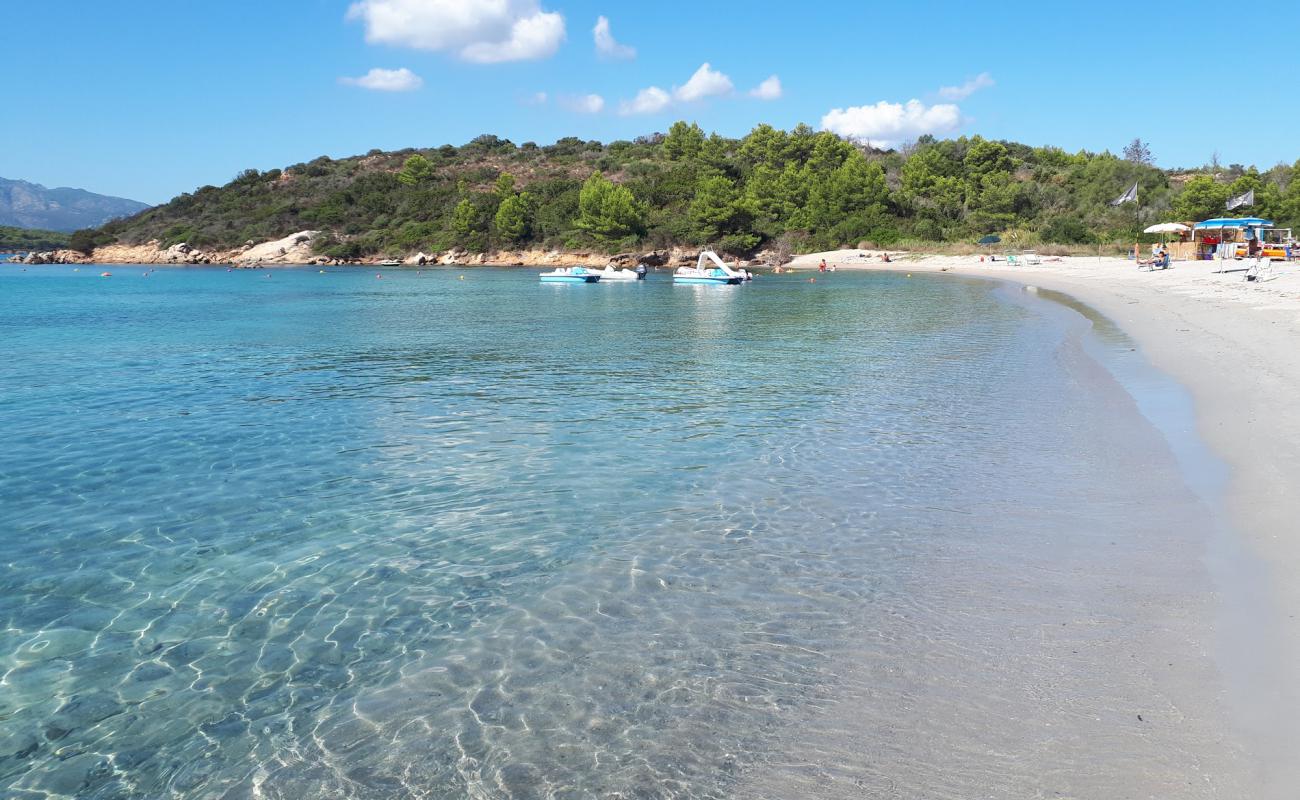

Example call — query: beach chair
[1022,250,1041,265]
[1244,257,1273,283]
[1140,253,1171,272]
[1005,253,1020,266]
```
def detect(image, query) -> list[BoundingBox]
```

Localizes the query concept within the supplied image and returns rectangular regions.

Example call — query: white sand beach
[794,249,1300,794]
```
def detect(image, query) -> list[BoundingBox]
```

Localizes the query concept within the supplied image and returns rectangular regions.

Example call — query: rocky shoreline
[13,230,779,269]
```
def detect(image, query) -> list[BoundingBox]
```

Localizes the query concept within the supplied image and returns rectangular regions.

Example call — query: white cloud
[339,67,423,92]
[749,75,782,101]
[593,15,635,59]
[619,62,750,115]
[674,62,733,102]
[619,86,672,115]
[938,72,994,101]
[347,0,565,63]
[523,91,549,105]
[820,99,962,148]
[561,93,606,113]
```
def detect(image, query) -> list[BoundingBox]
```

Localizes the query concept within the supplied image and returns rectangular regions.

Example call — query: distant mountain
[0,178,150,232]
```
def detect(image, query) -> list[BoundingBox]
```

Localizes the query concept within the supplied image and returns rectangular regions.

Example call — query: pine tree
[1123,139,1153,165]
[397,154,434,186]
[574,172,646,244]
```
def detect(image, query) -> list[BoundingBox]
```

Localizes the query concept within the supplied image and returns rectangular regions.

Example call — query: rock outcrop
[21,249,87,264]
[231,231,320,265]
[85,240,219,264]
[76,233,745,270]
[163,242,214,264]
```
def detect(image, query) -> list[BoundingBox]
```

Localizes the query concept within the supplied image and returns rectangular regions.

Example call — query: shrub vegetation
[82,124,1300,258]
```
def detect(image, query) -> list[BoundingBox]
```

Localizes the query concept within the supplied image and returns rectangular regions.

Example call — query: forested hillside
[0,225,69,252]
[82,123,1300,259]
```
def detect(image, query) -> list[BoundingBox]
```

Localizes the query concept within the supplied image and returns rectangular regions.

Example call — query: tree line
[80,124,1300,258]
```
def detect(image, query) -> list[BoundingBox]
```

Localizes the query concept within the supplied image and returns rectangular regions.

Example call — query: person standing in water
[819,259,827,272]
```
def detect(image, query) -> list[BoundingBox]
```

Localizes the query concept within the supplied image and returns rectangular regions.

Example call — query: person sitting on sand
[880,253,892,263]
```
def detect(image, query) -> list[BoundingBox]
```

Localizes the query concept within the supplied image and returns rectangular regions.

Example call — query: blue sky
[5,0,1297,204]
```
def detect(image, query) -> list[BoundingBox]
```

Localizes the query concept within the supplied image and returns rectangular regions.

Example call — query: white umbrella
[1143,222,1191,234]
[1143,222,1191,254]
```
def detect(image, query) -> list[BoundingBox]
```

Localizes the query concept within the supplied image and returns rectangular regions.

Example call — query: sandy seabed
[787,249,1300,797]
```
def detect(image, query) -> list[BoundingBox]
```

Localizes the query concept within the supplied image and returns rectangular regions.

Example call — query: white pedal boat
[597,265,647,282]
[540,266,601,284]
[673,251,751,285]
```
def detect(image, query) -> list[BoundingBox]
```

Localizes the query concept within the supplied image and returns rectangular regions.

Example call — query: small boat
[378,259,401,267]
[597,264,646,282]
[539,266,601,284]
[673,251,751,285]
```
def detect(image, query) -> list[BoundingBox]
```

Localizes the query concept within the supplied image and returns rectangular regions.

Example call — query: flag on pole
[1110,181,1139,206]
[1226,188,1255,210]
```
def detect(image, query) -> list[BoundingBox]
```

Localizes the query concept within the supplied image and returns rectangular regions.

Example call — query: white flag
[1226,189,1255,210]
[1110,181,1138,206]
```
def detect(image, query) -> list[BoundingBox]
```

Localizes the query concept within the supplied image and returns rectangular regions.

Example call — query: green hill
[84,123,1300,259]
[0,225,70,252]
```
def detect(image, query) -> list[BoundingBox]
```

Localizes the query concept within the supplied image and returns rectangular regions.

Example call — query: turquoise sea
[0,265,1248,798]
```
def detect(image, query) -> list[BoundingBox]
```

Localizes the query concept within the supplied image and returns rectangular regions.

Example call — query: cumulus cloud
[620,63,745,115]
[620,86,672,115]
[347,0,565,63]
[593,15,635,59]
[938,72,994,101]
[749,75,782,101]
[674,63,733,102]
[561,93,606,113]
[339,67,423,92]
[820,99,962,148]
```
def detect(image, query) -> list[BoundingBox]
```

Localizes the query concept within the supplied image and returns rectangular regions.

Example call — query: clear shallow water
[0,266,1246,798]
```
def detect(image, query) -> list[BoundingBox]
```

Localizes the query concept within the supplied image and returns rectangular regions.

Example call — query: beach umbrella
[977,234,1001,245]
[1143,222,1191,248]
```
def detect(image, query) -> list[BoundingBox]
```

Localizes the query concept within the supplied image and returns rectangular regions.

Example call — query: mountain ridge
[0,177,150,232]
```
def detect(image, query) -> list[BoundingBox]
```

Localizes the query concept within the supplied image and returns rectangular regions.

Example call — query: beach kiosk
[1192,217,1273,261]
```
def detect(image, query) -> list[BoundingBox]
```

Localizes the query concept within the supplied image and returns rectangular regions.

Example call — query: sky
[4,0,1297,205]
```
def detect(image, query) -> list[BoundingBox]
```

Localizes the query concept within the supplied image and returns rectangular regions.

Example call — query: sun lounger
[1022,250,1041,265]
[1244,257,1273,283]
